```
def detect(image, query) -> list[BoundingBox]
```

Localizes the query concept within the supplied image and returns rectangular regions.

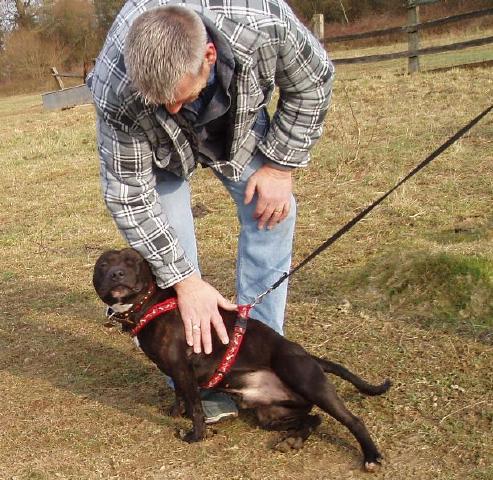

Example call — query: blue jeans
[155,153,296,334]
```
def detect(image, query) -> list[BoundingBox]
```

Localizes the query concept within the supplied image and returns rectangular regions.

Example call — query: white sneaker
[200,390,238,424]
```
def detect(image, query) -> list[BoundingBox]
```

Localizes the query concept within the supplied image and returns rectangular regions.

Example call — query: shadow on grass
[0,278,178,426]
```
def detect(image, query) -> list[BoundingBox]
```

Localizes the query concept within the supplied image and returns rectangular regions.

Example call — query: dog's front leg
[169,386,186,418]
[171,364,206,443]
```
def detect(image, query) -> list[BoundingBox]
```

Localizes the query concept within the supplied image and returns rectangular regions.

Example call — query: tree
[38,0,99,65]
[14,0,37,28]
[0,0,39,30]
[93,0,125,41]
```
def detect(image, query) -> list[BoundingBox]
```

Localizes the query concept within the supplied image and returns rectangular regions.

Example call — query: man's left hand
[244,164,293,230]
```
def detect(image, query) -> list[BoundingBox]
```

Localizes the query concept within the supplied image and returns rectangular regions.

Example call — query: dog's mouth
[110,285,131,299]
[108,281,145,300]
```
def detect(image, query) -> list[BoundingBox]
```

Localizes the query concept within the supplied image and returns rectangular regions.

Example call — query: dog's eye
[99,262,108,269]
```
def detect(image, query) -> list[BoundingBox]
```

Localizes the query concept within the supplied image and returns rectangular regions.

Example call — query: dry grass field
[0,65,492,479]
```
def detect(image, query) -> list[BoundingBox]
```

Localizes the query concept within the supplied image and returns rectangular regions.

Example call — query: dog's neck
[110,303,134,313]
[109,282,157,323]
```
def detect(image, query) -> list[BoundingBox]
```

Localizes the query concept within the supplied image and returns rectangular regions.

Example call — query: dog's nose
[110,269,126,281]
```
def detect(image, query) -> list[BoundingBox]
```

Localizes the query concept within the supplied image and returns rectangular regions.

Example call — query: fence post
[50,67,64,90]
[407,0,421,73]
[311,14,325,43]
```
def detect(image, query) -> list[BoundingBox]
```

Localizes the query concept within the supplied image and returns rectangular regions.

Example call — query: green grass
[0,62,492,479]
[349,250,493,336]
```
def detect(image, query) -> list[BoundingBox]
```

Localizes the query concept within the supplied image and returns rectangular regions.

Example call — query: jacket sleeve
[258,11,334,168]
[96,113,196,288]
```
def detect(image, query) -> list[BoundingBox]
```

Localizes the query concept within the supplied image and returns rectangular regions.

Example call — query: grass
[0,61,492,479]
[349,250,493,337]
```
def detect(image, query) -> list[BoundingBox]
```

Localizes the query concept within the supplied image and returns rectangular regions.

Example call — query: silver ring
[192,324,201,332]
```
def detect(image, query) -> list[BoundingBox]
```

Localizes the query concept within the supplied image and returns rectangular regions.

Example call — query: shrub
[0,29,65,85]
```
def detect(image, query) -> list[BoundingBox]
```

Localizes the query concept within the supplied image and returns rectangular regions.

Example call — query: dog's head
[93,248,154,308]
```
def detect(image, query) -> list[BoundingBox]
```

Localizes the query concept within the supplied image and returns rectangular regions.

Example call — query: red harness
[130,298,251,389]
[130,297,178,336]
[202,304,251,389]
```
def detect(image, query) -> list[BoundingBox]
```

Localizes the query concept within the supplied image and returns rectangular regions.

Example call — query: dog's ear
[93,250,113,292]
[121,247,145,263]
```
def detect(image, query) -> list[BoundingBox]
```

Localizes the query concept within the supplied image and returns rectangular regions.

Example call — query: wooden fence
[42,65,92,110]
[311,0,493,74]
[50,67,84,90]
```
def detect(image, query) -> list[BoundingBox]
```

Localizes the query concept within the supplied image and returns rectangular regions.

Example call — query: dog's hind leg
[273,346,383,471]
[256,405,321,452]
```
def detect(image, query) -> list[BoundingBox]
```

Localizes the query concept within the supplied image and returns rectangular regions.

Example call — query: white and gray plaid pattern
[88,0,334,288]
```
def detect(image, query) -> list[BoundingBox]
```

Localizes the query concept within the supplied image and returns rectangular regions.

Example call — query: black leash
[249,103,493,308]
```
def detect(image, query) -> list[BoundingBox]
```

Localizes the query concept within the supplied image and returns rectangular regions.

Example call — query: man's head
[124,6,216,113]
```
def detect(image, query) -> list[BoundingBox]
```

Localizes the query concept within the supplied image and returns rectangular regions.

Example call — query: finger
[183,316,194,347]
[192,320,202,354]
[278,202,290,222]
[257,206,276,230]
[217,295,237,311]
[244,176,256,205]
[253,196,268,220]
[210,311,229,345]
[270,202,291,228]
[201,318,213,355]
[267,207,284,230]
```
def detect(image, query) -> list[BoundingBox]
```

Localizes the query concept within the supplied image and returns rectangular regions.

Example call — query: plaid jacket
[87,0,334,288]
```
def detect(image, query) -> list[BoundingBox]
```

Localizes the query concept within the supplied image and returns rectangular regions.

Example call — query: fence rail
[314,3,493,74]
[409,0,440,6]
[324,8,493,44]
[333,35,493,65]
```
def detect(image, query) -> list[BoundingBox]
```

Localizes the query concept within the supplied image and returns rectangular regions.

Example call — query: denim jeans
[155,153,296,334]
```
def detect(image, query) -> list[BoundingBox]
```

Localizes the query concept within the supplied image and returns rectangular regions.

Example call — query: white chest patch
[110,303,133,313]
[224,370,296,408]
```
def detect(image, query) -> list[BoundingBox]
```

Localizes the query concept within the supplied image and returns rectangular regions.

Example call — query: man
[87,0,334,421]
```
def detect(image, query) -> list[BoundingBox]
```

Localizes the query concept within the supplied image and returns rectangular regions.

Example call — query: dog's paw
[176,427,216,443]
[273,434,305,453]
[177,428,202,443]
[364,454,383,473]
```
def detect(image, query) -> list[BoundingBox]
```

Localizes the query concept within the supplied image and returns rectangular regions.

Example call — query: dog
[93,248,391,472]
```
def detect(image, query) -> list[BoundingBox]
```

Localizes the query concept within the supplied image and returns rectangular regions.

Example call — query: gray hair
[124,6,207,105]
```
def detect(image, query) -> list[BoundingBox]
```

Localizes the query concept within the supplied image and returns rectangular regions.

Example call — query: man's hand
[174,273,237,354]
[244,164,293,230]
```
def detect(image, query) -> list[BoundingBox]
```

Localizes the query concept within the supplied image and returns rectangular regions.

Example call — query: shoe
[165,377,238,424]
[200,390,238,424]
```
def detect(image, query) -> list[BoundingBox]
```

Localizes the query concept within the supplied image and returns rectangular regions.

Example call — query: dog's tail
[313,356,391,396]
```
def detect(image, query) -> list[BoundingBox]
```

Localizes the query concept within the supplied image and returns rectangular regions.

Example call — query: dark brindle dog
[93,248,391,471]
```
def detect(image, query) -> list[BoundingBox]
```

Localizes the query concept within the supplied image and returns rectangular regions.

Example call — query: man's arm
[258,7,334,169]
[96,114,234,353]
[96,114,196,285]
[245,8,334,228]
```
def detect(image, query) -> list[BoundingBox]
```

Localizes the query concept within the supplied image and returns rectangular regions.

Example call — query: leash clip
[249,271,289,309]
